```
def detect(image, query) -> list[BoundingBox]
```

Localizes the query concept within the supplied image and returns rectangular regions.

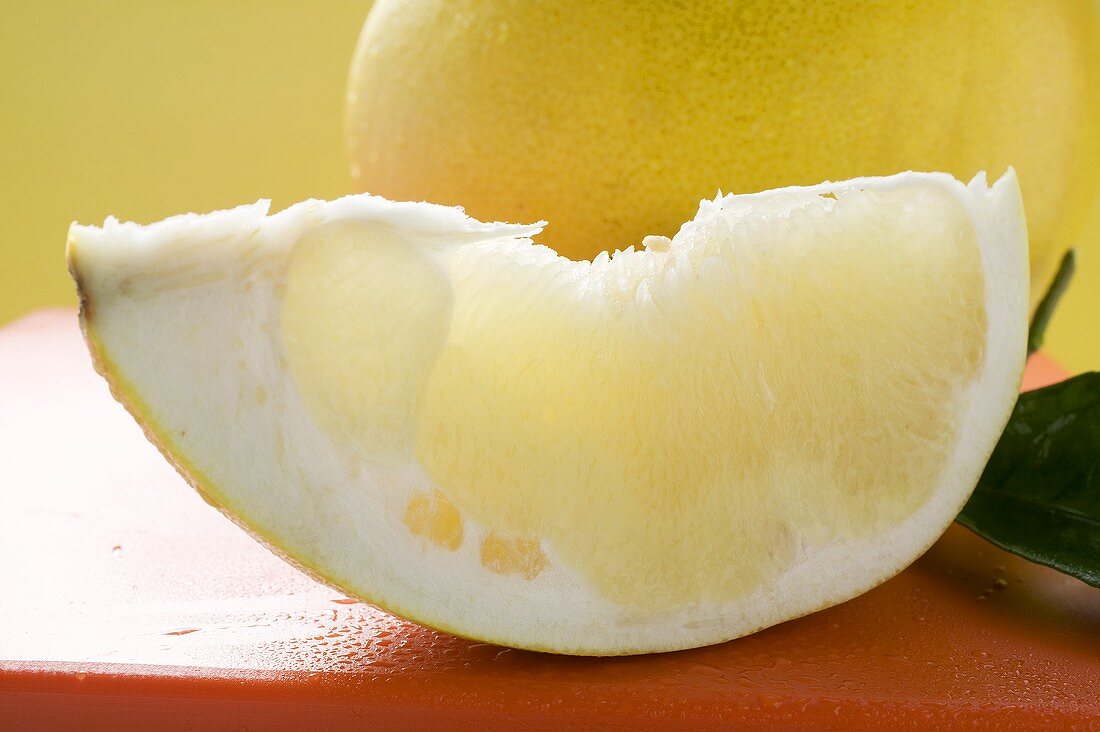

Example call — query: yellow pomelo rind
[347,0,1097,308]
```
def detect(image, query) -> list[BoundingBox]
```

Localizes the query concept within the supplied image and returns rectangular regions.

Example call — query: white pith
[68,171,1027,655]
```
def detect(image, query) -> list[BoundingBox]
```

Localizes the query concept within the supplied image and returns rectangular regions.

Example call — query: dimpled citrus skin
[346,0,1100,305]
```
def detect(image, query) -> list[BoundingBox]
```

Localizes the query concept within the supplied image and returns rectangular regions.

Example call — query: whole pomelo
[346,0,1100,304]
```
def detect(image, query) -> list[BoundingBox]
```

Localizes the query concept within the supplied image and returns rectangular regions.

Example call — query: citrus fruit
[67,171,1028,654]
[346,0,1100,307]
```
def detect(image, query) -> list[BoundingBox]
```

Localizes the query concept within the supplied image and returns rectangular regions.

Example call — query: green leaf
[957,372,1100,587]
[1028,249,1075,355]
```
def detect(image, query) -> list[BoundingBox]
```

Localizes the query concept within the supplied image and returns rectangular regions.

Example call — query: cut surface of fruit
[67,171,1028,654]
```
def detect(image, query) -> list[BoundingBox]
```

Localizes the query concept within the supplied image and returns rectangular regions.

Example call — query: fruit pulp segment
[281,222,452,466]
[280,183,987,611]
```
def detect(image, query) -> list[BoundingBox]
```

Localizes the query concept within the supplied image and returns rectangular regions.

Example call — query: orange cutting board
[1,310,1097,731]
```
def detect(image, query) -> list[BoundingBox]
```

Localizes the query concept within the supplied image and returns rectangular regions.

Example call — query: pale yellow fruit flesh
[66,171,1026,654]
[281,183,986,611]
[282,222,452,466]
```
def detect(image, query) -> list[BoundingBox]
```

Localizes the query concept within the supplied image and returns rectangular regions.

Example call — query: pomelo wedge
[67,171,1028,655]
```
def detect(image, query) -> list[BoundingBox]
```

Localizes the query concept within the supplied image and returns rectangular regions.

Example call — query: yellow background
[1,2,1098,370]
